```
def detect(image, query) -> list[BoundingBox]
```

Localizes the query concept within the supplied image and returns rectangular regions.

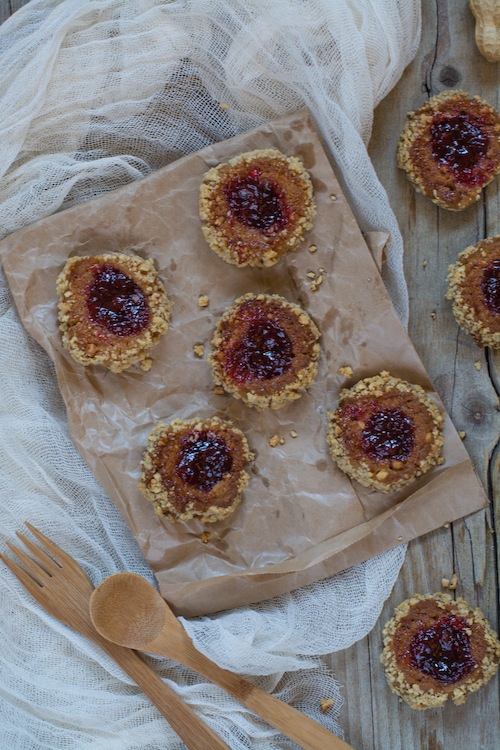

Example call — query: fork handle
[92,635,230,750]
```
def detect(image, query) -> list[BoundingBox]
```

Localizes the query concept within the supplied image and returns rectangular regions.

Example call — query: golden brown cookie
[57,254,171,373]
[199,149,316,267]
[209,293,320,410]
[139,417,253,523]
[397,90,500,210]
[446,235,500,349]
[327,371,444,493]
[380,592,500,709]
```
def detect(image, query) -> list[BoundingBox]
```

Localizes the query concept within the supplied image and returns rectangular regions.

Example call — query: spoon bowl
[90,572,356,750]
[90,572,165,648]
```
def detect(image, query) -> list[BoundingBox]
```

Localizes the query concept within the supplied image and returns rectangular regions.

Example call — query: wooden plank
[327,1,499,749]
[0,1,30,25]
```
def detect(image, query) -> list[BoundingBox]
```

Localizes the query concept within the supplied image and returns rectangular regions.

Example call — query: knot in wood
[439,66,461,87]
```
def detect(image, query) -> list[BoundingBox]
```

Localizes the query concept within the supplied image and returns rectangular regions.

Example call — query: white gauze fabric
[0,1,418,748]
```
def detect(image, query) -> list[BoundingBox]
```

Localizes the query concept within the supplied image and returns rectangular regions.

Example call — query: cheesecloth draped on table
[0,1,419,747]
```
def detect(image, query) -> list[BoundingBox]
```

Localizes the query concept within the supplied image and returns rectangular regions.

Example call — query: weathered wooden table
[2,1,498,749]
[331,3,500,749]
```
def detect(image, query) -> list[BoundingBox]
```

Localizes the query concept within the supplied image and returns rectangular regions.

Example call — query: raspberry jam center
[408,614,476,684]
[224,168,289,233]
[175,431,233,493]
[481,259,500,314]
[225,316,294,383]
[362,407,415,461]
[430,113,489,184]
[86,264,150,336]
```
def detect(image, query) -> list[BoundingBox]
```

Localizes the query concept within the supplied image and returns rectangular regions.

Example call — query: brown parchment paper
[0,111,488,616]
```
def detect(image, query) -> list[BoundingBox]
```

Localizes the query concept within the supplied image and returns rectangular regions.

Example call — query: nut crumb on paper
[337,365,353,378]
[193,343,205,358]
[269,434,285,447]
[198,294,209,308]
[307,267,325,292]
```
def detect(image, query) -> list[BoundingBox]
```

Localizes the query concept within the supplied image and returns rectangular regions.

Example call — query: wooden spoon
[90,573,356,750]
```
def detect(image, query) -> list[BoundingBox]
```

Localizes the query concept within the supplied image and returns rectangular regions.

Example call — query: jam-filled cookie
[199,149,316,267]
[57,254,171,373]
[380,592,500,709]
[327,371,444,493]
[397,90,500,210]
[446,235,500,349]
[139,416,253,523]
[209,293,320,410]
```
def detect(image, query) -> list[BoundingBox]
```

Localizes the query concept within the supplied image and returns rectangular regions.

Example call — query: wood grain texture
[0,1,498,749]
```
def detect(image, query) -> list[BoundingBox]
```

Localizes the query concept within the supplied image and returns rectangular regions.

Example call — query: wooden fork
[0,522,231,750]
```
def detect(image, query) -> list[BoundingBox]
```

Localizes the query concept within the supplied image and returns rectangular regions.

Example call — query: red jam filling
[408,614,476,684]
[175,430,233,493]
[223,168,290,234]
[361,407,415,462]
[86,264,150,336]
[430,113,489,185]
[481,259,500,315]
[224,313,294,383]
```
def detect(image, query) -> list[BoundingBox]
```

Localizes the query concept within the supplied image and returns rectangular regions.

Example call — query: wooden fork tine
[0,550,44,597]
[5,540,51,583]
[15,530,61,575]
[24,522,74,569]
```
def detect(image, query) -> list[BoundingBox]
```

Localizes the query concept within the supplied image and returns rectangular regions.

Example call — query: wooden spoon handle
[196,651,353,750]
[148,631,354,750]
[92,634,230,750]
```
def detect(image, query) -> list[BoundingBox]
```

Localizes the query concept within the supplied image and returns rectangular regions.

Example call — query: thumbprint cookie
[57,253,171,373]
[139,416,253,523]
[209,293,320,410]
[446,235,500,349]
[380,592,500,709]
[199,149,316,267]
[327,371,444,493]
[397,90,500,210]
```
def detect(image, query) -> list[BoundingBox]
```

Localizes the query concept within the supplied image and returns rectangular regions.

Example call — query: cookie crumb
[290,430,298,438]
[431,311,436,320]
[319,698,334,713]
[201,531,211,544]
[458,431,466,440]
[443,522,450,528]
[309,244,317,253]
[441,577,450,589]
[220,102,229,110]
[422,259,428,268]
[449,573,458,590]
[337,365,353,378]
[474,360,482,370]
[198,294,209,308]
[330,194,337,201]
[193,343,205,358]
[213,385,225,395]
[269,434,281,447]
